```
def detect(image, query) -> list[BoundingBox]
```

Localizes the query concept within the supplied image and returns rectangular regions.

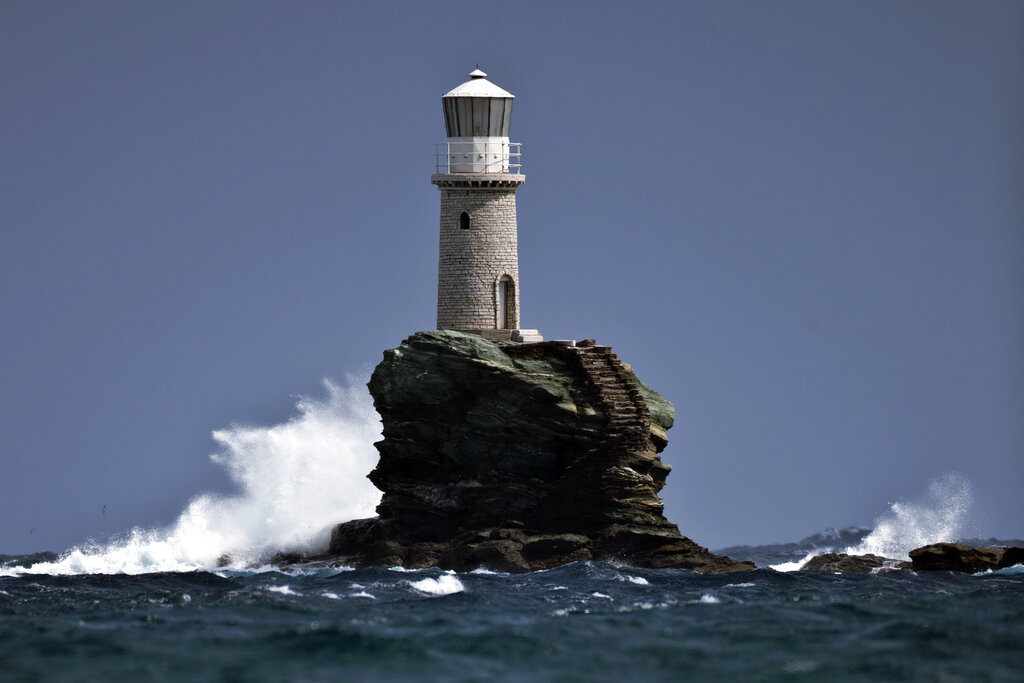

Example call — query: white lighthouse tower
[432,68,542,342]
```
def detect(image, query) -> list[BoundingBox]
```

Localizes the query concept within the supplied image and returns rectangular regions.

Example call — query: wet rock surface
[801,553,909,573]
[798,544,1024,574]
[908,543,1024,573]
[321,331,753,574]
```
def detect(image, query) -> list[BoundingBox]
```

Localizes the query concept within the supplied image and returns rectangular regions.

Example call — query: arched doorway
[497,275,515,329]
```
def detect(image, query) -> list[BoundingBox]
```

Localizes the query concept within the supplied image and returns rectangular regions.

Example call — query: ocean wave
[844,473,974,560]
[770,551,820,573]
[736,474,980,569]
[408,573,465,596]
[5,379,382,576]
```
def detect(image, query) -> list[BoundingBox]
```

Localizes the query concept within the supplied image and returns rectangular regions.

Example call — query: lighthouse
[432,68,542,343]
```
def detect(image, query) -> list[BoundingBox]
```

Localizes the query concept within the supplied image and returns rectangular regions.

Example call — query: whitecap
[698,594,720,604]
[625,575,648,585]
[470,567,505,575]
[770,551,818,572]
[591,592,612,599]
[266,585,300,596]
[409,574,465,596]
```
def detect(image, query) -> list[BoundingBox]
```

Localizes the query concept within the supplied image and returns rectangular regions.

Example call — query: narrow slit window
[460,212,470,230]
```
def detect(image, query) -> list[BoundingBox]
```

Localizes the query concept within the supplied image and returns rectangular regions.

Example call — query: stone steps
[568,345,651,446]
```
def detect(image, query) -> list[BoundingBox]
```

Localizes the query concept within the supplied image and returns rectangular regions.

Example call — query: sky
[1,1,1022,555]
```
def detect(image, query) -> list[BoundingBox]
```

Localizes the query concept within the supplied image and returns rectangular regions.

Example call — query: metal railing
[435,141,522,174]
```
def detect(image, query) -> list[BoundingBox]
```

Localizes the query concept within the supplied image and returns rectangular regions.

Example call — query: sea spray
[762,475,976,570]
[845,473,974,561]
[11,378,382,575]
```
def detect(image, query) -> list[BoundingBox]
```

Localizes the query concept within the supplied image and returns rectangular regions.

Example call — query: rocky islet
[324,330,752,573]
[300,331,1022,575]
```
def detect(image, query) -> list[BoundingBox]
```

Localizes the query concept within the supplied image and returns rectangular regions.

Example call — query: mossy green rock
[326,331,752,574]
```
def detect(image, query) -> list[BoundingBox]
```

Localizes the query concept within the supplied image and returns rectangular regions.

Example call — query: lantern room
[438,68,519,173]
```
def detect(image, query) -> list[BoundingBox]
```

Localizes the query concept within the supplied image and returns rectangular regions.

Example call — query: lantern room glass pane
[472,98,490,136]
[488,99,506,137]
[442,99,458,137]
[456,99,473,138]
[502,100,512,137]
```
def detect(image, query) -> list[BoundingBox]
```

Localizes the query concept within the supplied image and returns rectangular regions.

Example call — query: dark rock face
[909,543,1024,573]
[326,331,753,574]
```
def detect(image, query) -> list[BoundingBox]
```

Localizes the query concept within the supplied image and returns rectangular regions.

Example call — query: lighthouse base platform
[462,329,544,343]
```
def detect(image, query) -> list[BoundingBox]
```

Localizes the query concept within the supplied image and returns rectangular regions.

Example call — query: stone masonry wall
[436,186,520,330]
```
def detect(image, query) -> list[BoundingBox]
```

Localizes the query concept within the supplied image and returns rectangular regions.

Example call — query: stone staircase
[501,337,679,544]
[545,343,671,531]
[569,344,651,448]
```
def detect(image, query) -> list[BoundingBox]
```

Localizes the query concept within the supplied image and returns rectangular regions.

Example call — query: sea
[2,382,1022,682]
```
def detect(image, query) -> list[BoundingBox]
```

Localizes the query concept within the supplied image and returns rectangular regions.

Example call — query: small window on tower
[460,212,471,230]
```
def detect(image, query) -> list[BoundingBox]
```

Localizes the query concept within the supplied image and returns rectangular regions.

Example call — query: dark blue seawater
[3,555,1023,682]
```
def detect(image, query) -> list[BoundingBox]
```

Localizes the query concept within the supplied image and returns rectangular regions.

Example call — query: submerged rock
[909,543,1024,573]
[324,330,753,574]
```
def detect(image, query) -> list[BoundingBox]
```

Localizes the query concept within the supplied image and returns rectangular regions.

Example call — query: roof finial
[469,65,487,79]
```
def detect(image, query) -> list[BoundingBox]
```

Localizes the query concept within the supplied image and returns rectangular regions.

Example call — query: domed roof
[443,68,514,99]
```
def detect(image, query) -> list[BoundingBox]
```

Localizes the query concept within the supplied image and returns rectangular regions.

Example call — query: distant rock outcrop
[801,553,908,573]
[798,543,1024,574]
[908,543,1024,573]
[324,331,753,573]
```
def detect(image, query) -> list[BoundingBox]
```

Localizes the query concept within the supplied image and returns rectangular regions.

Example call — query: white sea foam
[9,379,382,576]
[845,473,973,561]
[409,573,465,596]
[267,585,300,596]
[768,474,976,571]
[771,551,819,573]
[699,594,720,604]
[625,575,649,585]
[470,567,504,575]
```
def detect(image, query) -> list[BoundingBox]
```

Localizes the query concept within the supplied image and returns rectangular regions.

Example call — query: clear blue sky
[2,1,1021,555]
